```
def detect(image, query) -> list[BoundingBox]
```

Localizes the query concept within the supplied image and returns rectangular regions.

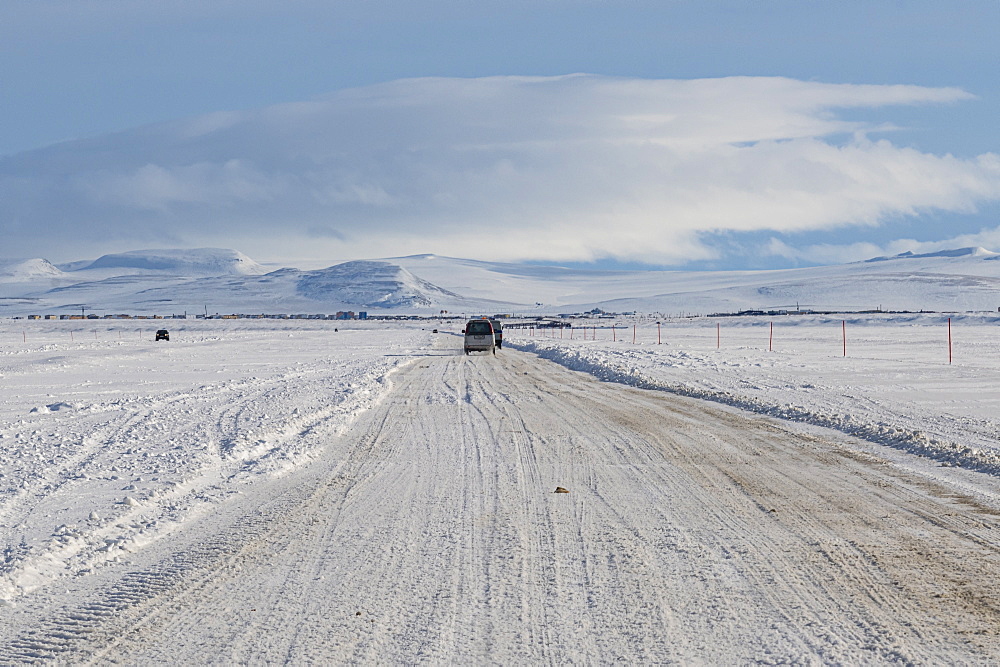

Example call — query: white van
[463,319,495,355]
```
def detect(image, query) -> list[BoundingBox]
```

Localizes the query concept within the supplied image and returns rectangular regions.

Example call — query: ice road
[1,326,999,663]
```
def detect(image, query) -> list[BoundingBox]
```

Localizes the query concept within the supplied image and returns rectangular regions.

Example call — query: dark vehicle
[155,329,169,341]
[463,319,495,355]
[488,319,503,349]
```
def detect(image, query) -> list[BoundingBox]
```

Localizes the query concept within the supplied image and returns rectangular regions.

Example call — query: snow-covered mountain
[295,261,462,308]
[389,248,1000,315]
[0,258,67,283]
[864,247,1000,262]
[577,246,1000,315]
[3,247,1000,316]
[61,248,268,276]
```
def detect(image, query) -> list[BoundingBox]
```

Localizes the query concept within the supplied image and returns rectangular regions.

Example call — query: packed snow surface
[1,317,999,662]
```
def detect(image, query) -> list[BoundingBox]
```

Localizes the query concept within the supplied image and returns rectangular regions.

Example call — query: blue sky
[2,0,999,269]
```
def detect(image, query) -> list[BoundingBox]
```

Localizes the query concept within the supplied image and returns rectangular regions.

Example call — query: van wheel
[464,349,470,355]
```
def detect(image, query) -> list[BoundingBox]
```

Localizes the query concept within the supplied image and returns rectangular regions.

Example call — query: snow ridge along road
[509,316,1000,474]
[2,329,1000,662]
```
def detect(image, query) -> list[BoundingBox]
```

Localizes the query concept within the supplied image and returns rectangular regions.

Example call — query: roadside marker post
[769,322,773,352]
[842,320,846,357]
[948,317,953,364]
[657,322,661,345]
[716,322,720,350]
[633,324,636,344]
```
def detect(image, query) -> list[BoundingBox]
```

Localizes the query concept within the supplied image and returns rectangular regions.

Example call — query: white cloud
[75,160,288,211]
[1,75,997,264]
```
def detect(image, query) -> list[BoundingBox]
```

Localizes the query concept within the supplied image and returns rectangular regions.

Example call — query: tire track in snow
[0,353,397,601]
[0,360,408,663]
[0,471,321,662]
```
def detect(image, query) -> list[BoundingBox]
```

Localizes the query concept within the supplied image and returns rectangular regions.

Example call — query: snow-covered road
[2,327,999,662]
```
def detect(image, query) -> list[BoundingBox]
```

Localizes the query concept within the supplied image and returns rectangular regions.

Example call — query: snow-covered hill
[295,260,462,308]
[864,246,1000,262]
[585,247,1000,315]
[391,248,1000,314]
[64,248,268,276]
[3,246,1000,316]
[0,258,67,283]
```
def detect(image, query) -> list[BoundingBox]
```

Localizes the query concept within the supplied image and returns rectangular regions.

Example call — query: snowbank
[508,314,1000,475]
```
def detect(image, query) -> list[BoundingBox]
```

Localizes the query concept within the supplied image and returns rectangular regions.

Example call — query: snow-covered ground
[2,316,1000,662]
[0,320,435,603]
[509,313,1000,477]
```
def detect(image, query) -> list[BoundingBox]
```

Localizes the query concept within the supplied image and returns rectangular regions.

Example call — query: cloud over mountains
[2,75,998,265]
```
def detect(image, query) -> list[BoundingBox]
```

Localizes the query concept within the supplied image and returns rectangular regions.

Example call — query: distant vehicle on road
[463,320,495,355]
[155,329,169,341]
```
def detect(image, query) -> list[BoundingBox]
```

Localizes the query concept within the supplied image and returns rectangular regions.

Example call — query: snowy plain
[0,320,426,602]
[1,316,1000,661]
[509,312,1000,478]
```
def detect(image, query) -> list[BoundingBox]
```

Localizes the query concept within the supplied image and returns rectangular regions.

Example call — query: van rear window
[466,321,492,334]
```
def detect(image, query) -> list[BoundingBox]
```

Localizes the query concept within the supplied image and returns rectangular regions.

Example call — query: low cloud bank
[2,75,998,264]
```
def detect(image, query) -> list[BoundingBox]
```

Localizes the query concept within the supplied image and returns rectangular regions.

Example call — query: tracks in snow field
[2,342,1000,663]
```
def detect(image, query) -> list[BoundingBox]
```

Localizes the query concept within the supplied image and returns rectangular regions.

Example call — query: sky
[2,0,999,270]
